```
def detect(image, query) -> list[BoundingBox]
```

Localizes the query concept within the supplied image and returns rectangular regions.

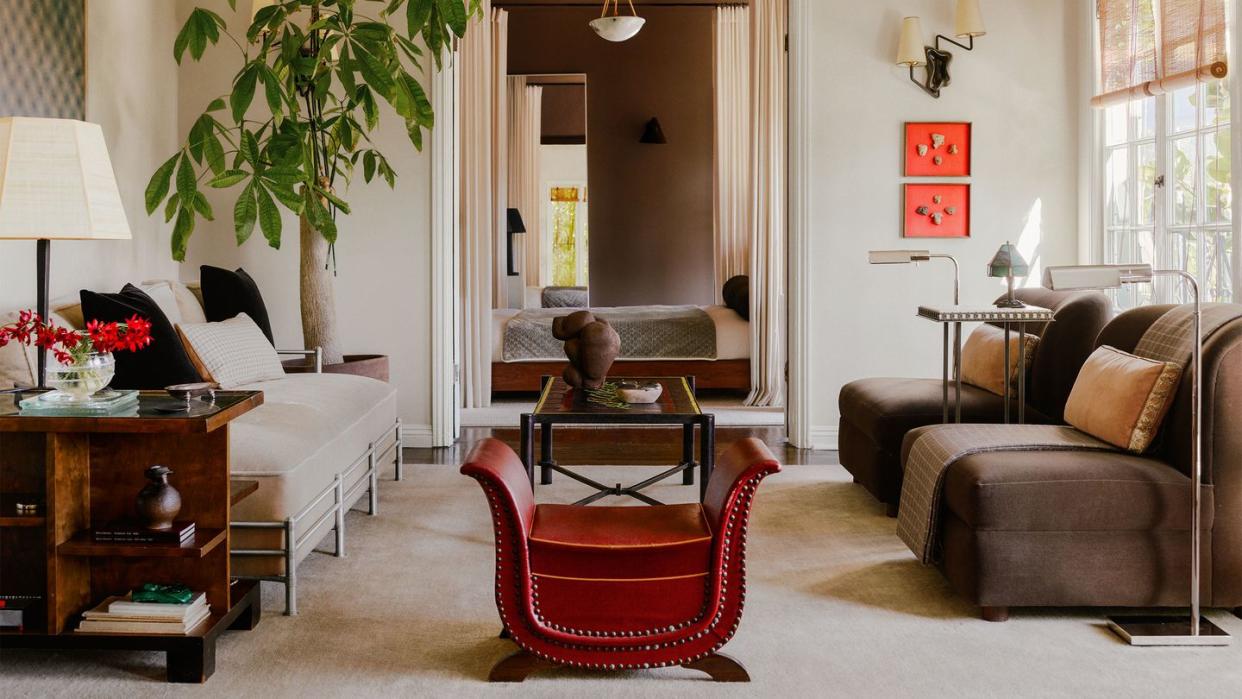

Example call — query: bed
[491,305,751,392]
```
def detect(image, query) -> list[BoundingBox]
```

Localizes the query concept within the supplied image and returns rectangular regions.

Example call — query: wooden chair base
[981,606,1010,622]
[487,651,750,683]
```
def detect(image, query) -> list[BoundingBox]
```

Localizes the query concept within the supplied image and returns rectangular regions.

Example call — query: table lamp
[0,118,132,387]
[988,242,1029,308]
[1044,263,1230,647]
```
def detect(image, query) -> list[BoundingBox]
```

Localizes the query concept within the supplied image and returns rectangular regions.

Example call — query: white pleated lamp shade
[590,16,646,42]
[896,17,927,66]
[955,0,987,38]
[0,118,131,241]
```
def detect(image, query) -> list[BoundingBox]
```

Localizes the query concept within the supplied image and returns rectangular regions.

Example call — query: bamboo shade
[1093,0,1227,108]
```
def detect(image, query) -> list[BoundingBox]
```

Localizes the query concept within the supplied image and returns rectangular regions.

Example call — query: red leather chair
[461,437,781,682]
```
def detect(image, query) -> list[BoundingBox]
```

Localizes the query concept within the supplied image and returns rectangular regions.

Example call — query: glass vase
[44,351,116,403]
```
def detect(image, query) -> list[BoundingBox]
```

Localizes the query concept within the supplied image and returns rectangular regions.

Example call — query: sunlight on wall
[1016,198,1044,288]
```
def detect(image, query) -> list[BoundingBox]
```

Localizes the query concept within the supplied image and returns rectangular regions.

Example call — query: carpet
[4,461,1241,696]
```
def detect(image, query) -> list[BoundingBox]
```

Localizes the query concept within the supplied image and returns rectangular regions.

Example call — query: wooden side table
[0,390,263,683]
[521,376,714,505]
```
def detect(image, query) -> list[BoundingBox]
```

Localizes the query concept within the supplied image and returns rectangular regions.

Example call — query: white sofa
[0,280,401,615]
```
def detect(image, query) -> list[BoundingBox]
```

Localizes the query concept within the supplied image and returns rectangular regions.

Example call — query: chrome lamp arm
[276,347,324,373]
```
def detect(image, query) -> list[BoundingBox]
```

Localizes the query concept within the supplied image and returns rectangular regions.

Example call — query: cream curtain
[508,77,544,290]
[746,0,786,408]
[1094,0,1227,107]
[491,9,509,308]
[714,6,751,300]
[458,3,506,408]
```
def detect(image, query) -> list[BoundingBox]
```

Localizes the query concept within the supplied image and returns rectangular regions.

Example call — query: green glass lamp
[987,242,1029,308]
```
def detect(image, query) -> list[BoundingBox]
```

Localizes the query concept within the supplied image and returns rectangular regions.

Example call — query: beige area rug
[463,397,784,427]
[4,461,1242,697]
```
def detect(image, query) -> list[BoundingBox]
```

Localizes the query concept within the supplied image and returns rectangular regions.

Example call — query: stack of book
[76,592,210,635]
[92,521,195,546]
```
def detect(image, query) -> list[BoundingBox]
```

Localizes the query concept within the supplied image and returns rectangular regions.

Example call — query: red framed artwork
[904,183,970,238]
[904,122,971,177]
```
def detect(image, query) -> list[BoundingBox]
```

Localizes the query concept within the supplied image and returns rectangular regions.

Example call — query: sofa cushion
[840,377,1050,448]
[200,266,274,344]
[960,324,1039,396]
[1064,346,1181,453]
[176,314,284,388]
[530,504,713,581]
[79,284,202,389]
[941,449,1212,532]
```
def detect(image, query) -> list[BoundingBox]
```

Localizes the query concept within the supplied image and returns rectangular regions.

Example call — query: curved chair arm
[703,437,782,533]
[460,438,536,536]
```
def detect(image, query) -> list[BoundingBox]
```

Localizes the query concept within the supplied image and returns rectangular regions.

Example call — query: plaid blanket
[503,306,717,361]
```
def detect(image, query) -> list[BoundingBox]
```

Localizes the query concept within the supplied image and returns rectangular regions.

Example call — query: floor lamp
[1043,263,1231,646]
[0,118,132,388]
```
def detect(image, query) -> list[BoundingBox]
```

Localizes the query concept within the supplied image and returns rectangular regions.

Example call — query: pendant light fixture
[590,0,645,42]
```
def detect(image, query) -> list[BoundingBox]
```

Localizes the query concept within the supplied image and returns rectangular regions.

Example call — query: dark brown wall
[508,7,715,307]
[541,85,586,144]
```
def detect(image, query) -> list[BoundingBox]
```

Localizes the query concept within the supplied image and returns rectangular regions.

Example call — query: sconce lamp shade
[897,17,927,66]
[507,208,527,234]
[955,0,987,38]
[640,117,667,144]
[1042,264,1155,291]
[987,242,1029,279]
[0,118,131,241]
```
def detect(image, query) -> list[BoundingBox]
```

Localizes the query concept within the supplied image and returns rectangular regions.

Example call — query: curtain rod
[1091,62,1228,109]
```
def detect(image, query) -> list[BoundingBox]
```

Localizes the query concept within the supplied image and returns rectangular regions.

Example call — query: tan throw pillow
[1064,346,1182,453]
[960,324,1040,396]
[175,313,284,389]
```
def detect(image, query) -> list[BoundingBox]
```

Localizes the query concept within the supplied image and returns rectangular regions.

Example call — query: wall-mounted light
[640,117,667,144]
[896,0,986,99]
[506,208,526,277]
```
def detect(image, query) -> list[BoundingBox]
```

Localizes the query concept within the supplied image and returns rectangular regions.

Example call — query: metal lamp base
[1107,615,1232,646]
[994,298,1026,309]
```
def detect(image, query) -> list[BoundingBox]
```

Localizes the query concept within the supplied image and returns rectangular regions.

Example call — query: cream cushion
[176,313,285,389]
[229,373,398,574]
[960,323,1040,396]
[1065,346,1182,453]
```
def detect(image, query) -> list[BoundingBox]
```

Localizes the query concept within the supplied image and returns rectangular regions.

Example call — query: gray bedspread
[502,306,717,361]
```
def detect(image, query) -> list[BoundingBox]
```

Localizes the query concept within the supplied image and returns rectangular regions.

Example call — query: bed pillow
[79,284,202,390]
[960,324,1040,396]
[176,314,285,389]
[722,275,750,321]
[200,266,275,344]
[1064,346,1182,453]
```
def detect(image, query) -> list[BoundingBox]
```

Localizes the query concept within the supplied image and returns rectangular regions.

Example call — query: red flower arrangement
[0,311,153,364]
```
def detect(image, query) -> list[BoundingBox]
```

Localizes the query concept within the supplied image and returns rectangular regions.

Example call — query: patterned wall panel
[0,0,86,119]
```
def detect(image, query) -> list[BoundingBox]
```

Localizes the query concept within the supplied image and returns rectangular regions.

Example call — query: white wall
[805,0,1085,447]
[0,0,179,311]
[175,1,435,439]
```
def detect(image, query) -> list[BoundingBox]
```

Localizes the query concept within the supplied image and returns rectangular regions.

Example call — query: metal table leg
[1003,323,1012,424]
[539,423,554,486]
[682,423,696,485]
[520,413,535,488]
[942,324,950,424]
[954,321,963,423]
[699,414,715,502]
[1018,324,1027,424]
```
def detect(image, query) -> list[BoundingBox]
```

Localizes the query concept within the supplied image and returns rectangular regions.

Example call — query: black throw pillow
[722,275,750,321]
[200,266,275,344]
[79,284,202,390]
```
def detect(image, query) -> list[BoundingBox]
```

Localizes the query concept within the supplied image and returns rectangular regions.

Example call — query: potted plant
[145,0,475,369]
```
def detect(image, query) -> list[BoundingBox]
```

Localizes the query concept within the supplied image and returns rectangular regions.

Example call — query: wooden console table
[0,390,263,683]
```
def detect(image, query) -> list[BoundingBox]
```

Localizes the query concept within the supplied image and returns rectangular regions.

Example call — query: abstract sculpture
[552,310,620,390]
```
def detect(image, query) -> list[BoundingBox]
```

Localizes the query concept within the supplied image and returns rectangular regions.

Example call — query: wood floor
[404,426,835,467]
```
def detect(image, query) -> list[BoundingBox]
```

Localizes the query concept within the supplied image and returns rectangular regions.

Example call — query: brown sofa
[906,304,1242,619]
[839,288,1111,514]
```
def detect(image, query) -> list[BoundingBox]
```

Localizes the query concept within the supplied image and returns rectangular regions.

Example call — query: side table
[917,304,1055,424]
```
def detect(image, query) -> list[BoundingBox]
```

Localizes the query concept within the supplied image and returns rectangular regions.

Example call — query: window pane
[1172,85,1198,133]
[1205,80,1230,126]
[1105,147,1130,226]
[1137,142,1156,225]
[1136,96,1156,140]
[1104,103,1128,146]
[1205,128,1231,223]
[1171,136,1197,226]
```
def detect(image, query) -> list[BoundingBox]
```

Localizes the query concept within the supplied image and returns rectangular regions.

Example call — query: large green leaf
[203,132,226,175]
[171,207,195,262]
[209,169,249,188]
[144,154,179,214]
[406,0,435,42]
[256,185,283,249]
[234,182,258,245]
[231,64,259,123]
[435,0,468,38]
[192,192,215,221]
[175,153,197,201]
[353,44,396,102]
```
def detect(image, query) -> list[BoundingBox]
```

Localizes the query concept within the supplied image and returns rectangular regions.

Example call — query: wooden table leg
[520,413,535,488]
[166,637,215,683]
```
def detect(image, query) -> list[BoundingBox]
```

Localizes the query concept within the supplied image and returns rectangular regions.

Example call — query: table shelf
[57,528,226,559]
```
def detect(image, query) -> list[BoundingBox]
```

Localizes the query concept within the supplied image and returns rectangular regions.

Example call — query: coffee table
[520,376,715,505]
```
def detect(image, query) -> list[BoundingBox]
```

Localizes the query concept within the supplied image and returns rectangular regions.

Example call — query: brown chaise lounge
[906,304,1242,620]
[838,288,1111,514]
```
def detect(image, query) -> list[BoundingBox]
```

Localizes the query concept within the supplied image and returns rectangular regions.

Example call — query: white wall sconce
[896,0,986,99]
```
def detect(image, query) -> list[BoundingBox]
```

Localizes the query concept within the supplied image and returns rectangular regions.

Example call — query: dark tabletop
[0,390,263,434]
[533,377,702,419]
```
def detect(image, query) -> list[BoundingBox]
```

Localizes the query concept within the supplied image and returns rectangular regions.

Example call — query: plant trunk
[299,213,345,365]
